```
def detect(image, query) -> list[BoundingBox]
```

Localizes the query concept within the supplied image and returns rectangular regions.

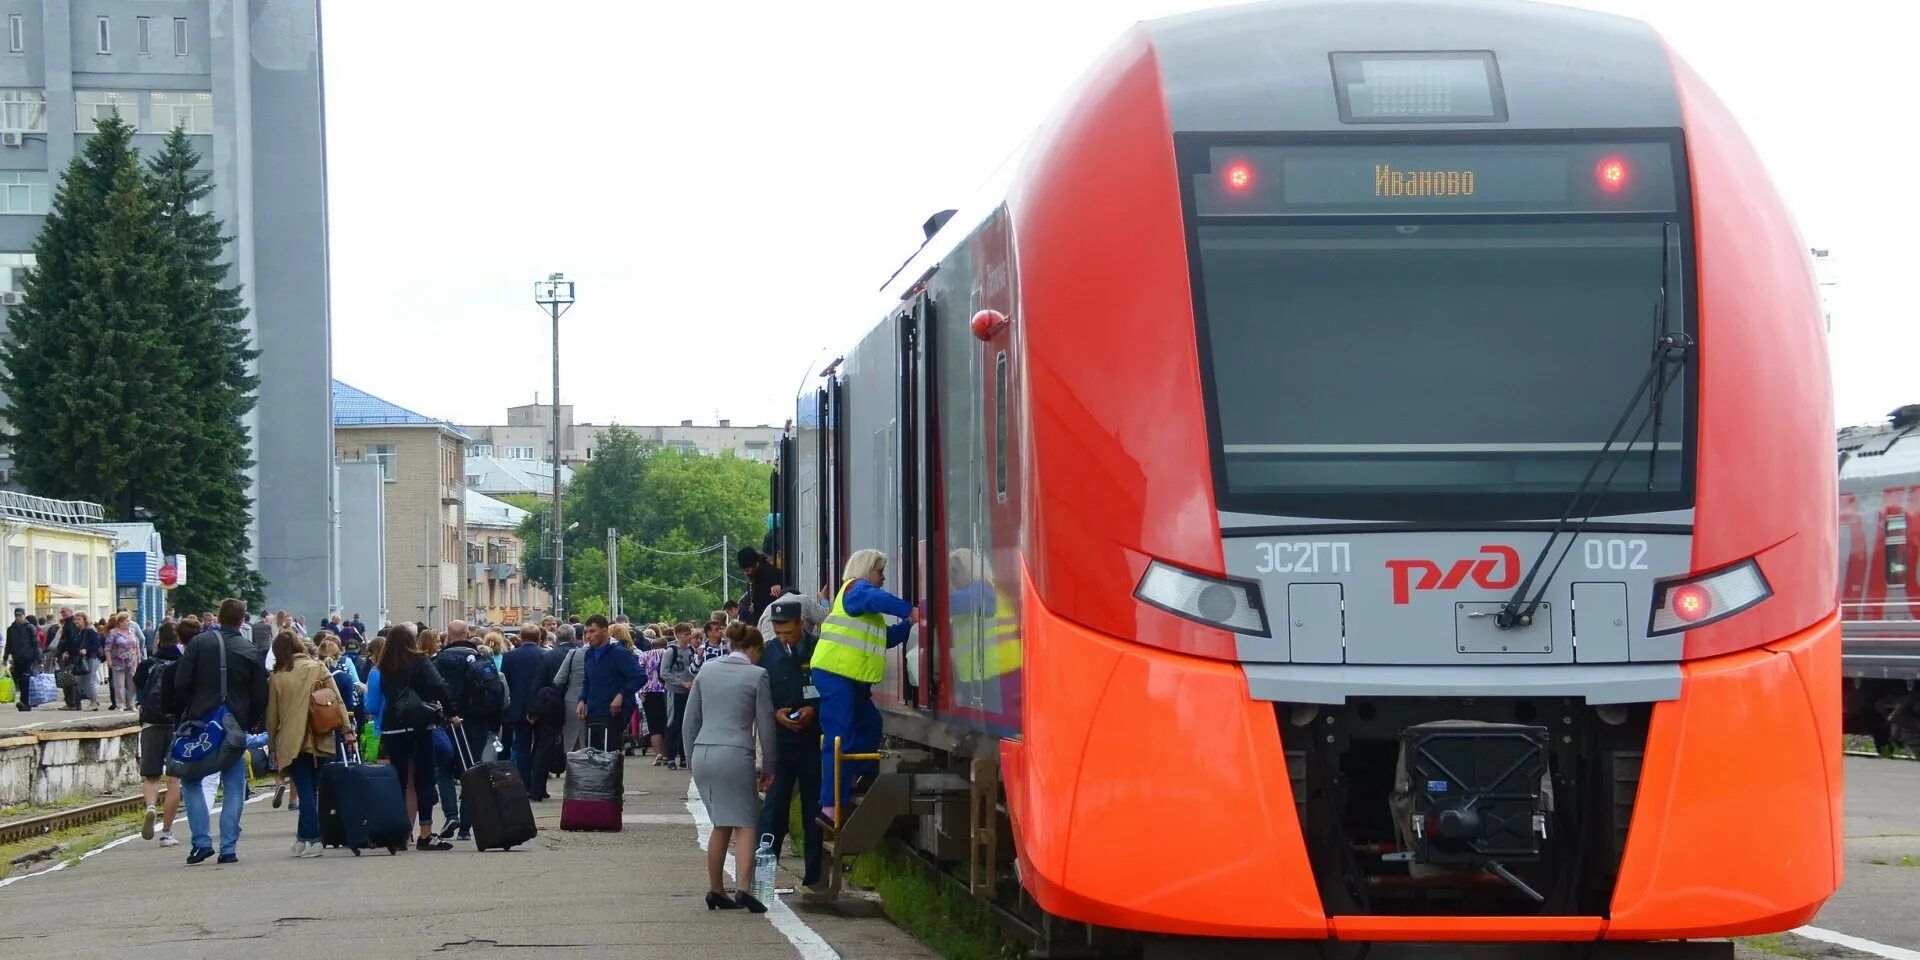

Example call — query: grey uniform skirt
[691,744,758,828]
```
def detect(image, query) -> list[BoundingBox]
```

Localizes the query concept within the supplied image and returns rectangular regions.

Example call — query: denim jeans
[288,755,320,843]
[182,755,249,856]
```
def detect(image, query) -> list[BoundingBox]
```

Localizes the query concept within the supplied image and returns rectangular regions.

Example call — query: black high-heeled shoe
[706,891,743,911]
[733,890,768,914]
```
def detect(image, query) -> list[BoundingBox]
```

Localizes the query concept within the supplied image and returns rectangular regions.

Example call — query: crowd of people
[0,544,922,911]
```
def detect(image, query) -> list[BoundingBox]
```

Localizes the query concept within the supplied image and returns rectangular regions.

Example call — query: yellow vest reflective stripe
[813,579,888,684]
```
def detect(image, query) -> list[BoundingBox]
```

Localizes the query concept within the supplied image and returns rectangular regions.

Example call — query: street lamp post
[534,273,576,616]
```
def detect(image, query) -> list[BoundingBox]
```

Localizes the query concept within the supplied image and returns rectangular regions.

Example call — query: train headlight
[1135,561,1270,637]
[1647,559,1771,636]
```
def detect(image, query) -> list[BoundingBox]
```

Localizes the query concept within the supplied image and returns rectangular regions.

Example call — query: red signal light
[1670,584,1712,623]
[1224,162,1255,193]
[1596,157,1629,193]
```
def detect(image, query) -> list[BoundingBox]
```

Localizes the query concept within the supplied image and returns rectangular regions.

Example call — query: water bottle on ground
[753,833,777,903]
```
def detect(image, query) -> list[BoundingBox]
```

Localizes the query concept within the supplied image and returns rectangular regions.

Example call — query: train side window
[1886,514,1908,586]
[995,351,1009,501]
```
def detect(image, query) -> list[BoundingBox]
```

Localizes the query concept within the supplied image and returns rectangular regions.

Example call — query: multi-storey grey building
[0,1,333,619]
[462,402,781,468]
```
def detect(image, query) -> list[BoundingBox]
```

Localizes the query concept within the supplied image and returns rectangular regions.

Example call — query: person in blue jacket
[812,549,917,824]
[575,615,643,752]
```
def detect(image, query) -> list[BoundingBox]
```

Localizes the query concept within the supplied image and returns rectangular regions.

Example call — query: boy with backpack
[134,620,187,846]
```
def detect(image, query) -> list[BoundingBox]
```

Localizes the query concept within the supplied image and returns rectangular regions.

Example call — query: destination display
[1191,141,1677,216]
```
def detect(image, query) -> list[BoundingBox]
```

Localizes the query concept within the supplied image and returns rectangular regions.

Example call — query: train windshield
[1184,141,1691,521]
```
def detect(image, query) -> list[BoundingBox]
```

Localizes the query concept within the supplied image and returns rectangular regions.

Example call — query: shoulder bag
[166,634,248,780]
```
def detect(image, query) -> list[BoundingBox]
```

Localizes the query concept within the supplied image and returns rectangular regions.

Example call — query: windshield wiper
[1646,223,1676,491]
[1495,329,1692,630]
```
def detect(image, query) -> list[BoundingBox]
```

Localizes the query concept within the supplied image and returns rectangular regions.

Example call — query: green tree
[1,117,187,523]
[146,127,262,610]
[0,119,264,610]
[515,428,771,621]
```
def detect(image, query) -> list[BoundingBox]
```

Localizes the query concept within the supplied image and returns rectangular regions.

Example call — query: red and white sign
[158,564,178,588]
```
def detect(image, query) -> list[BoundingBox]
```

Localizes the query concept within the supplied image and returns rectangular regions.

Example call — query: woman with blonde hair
[266,631,347,857]
[812,548,917,824]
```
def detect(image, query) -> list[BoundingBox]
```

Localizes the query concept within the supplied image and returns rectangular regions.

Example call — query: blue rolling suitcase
[319,742,411,855]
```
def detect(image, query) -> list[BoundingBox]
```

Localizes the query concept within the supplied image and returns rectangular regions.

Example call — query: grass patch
[0,809,141,879]
[848,843,1025,960]
[1864,855,1920,867]
[1738,934,1813,959]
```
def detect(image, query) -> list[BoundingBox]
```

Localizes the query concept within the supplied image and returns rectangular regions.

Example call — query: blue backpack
[331,664,359,712]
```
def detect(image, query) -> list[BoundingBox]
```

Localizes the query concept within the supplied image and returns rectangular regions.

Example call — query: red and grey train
[1839,405,1920,749]
[775,0,1839,951]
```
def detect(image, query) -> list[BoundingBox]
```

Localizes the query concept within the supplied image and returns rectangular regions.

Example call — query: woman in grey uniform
[683,622,776,913]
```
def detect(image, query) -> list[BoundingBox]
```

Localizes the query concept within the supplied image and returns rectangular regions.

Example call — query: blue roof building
[332,381,471,436]
[331,381,470,626]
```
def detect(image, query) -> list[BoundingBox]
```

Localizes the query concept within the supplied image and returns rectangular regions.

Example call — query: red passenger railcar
[778,1,1838,952]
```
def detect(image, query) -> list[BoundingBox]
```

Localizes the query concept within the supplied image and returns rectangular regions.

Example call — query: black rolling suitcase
[451,726,537,851]
[319,740,411,855]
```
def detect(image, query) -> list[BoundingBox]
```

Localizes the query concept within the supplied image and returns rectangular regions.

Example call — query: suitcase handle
[449,723,477,771]
[338,730,363,766]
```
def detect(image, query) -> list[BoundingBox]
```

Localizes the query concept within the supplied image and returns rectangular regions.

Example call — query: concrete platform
[0,700,141,735]
[0,752,937,960]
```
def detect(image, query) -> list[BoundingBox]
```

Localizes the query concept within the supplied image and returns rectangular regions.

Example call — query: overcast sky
[320,0,1908,432]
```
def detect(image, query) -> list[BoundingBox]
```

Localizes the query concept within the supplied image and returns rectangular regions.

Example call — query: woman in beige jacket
[265,631,345,858]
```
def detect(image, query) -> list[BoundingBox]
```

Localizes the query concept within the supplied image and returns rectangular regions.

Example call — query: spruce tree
[147,128,263,610]
[0,117,186,524]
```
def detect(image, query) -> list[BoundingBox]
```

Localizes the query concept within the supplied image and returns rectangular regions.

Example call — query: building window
[33,549,47,583]
[51,551,67,585]
[8,16,23,55]
[1,252,36,292]
[148,92,212,135]
[470,443,492,457]
[504,446,533,460]
[98,556,111,588]
[76,91,137,130]
[136,17,150,55]
[0,173,50,215]
[75,555,89,588]
[7,546,22,583]
[2,90,48,133]
[96,16,110,55]
[369,443,396,482]
[173,18,189,56]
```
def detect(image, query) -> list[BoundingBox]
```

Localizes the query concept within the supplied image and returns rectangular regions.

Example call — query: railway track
[0,791,155,847]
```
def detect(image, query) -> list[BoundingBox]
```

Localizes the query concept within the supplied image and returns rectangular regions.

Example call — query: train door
[896,292,941,710]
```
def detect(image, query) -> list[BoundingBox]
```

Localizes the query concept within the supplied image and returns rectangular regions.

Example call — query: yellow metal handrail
[829,735,884,833]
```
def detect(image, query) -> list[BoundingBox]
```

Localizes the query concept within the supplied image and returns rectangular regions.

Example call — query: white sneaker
[298,843,323,858]
[157,832,178,847]
[141,805,157,840]
[290,840,307,858]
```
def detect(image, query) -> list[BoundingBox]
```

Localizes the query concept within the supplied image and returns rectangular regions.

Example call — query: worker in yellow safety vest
[814,548,918,824]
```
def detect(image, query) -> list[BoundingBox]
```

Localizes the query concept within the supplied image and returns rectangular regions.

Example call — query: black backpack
[138,660,175,724]
[463,652,509,717]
